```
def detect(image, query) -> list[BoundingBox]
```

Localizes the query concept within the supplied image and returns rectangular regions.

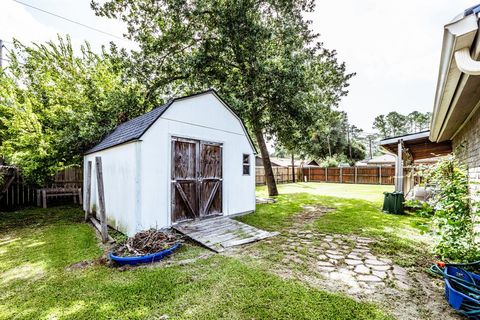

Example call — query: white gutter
[430,13,479,142]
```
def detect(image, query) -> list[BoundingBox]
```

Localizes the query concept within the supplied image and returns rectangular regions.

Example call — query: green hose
[430,262,480,318]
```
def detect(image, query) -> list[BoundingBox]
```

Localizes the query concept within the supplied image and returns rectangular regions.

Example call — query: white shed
[83,89,256,236]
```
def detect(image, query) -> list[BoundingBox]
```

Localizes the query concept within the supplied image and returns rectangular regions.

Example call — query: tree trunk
[254,128,278,196]
[347,127,352,160]
[291,153,295,183]
[369,139,373,159]
[327,135,332,157]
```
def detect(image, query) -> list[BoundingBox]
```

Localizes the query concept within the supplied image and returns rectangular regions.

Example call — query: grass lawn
[0,205,390,319]
[0,182,433,319]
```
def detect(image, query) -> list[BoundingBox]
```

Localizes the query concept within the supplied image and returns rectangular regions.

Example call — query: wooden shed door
[171,138,222,223]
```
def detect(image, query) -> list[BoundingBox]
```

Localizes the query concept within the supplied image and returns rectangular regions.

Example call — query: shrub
[404,199,434,218]
[320,154,349,168]
[427,156,479,261]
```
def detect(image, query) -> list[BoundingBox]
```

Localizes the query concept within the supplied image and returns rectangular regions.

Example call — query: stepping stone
[317,266,335,272]
[328,243,338,249]
[326,253,344,260]
[372,270,387,279]
[392,265,407,276]
[358,275,382,282]
[345,259,363,266]
[354,264,370,274]
[326,249,339,254]
[317,254,328,260]
[370,265,391,271]
[365,259,387,266]
[347,254,362,260]
[317,261,334,267]
[379,257,392,264]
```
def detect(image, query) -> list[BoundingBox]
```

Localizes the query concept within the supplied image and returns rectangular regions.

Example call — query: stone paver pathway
[280,205,410,294]
[282,231,409,294]
[227,204,460,319]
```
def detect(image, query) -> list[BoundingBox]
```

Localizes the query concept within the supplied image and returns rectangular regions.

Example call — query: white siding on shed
[139,94,255,230]
[84,142,138,235]
[84,91,256,236]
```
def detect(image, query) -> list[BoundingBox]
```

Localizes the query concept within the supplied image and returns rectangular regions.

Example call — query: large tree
[373,110,431,138]
[0,36,147,184]
[92,0,352,196]
[301,109,365,163]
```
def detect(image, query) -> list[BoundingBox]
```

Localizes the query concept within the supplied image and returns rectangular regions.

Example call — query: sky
[1,0,479,133]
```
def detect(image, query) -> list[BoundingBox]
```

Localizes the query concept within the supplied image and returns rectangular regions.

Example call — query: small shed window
[242,154,250,175]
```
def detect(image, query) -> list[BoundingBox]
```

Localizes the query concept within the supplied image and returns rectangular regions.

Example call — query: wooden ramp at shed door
[173,216,279,252]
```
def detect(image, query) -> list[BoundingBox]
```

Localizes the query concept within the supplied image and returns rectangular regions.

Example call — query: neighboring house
[356,154,442,167]
[362,154,395,167]
[84,89,256,236]
[270,157,319,168]
[255,156,281,167]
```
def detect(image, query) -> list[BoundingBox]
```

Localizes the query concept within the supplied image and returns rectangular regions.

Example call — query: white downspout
[455,47,480,75]
[396,140,404,193]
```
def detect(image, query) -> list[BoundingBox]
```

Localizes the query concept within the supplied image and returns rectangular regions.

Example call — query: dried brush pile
[114,229,182,257]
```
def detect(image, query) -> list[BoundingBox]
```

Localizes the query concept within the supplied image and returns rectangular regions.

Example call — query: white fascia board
[379,131,430,146]
[430,14,479,142]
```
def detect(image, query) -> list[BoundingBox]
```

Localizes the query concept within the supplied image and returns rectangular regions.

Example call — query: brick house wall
[452,107,480,225]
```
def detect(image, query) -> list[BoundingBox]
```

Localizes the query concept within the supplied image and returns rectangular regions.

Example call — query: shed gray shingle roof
[85,89,257,155]
[86,101,172,154]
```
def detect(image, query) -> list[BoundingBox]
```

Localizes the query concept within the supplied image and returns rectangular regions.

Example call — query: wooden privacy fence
[302,166,395,185]
[0,167,37,211]
[255,166,396,186]
[50,166,83,188]
[255,167,303,185]
[0,166,84,211]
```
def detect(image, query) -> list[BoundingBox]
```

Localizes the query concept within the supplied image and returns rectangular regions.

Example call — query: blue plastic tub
[444,266,480,318]
[109,243,182,266]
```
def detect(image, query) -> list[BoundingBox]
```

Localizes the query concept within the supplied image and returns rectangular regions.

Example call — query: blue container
[109,243,182,266]
[444,266,480,318]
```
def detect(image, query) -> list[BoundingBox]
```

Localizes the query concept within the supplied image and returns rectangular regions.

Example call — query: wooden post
[354,167,358,184]
[340,167,343,183]
[379,166,382,185]
[36,189,41,207]
[85,161,92,222]
[291,153,295,183]
[309,167,311,182]
[42,189,47,208]
[325,167,328,182]
[95,157,109,243]
[78,188,83,205]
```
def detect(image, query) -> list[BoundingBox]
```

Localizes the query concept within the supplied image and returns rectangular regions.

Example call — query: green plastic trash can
[382,192,393,212]
[382,192,404,214]
[391,192,404,214]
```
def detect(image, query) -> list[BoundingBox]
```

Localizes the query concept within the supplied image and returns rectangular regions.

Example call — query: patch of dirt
[65,256,109,271]
[295,205,335,225]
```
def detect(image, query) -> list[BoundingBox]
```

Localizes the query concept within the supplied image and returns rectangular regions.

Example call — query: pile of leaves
[114,229,182,257]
